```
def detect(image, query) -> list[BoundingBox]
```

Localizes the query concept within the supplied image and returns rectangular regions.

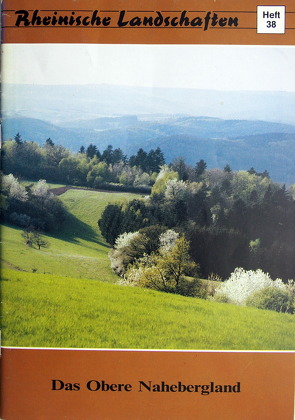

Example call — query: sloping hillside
[2,187,294,350]
[1,189,139,281]
[2,269,295,350]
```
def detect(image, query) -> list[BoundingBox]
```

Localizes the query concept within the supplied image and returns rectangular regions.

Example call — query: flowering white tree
[164,179,188,201]
[118,258,151,288]
[31,179,53,199]
[2,174,16,190]
[114,231,140,250]
[216,268,286,305]
[159,229,179,253]
[2,174,28,201]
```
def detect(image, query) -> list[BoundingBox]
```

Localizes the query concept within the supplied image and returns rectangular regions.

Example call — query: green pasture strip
[21,181,66,188]
[2,269,294,350]
[58,189,141,232]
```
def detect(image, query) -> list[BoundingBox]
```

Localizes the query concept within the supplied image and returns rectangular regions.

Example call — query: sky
[2,43,295,92]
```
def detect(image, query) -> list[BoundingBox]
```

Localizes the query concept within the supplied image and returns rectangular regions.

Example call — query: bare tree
[22,229,49,250]
[33,232,49,250]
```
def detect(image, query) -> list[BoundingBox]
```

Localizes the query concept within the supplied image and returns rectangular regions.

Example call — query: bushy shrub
[109,248,131,277]
[286,279,295,306]
[214,294,231,304]
[246,287,294,313]
[215,268,285,305]
[208,272,223,282]
[177,277,203,298]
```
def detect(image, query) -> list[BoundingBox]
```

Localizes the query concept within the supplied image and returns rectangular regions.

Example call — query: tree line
[2,132,295,281]
[2,134,165,191]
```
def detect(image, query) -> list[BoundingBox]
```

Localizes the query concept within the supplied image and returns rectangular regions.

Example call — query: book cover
[1,1,295,419]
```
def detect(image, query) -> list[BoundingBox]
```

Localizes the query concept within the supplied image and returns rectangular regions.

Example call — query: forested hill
[2,115,295,184]
[2,134,295,280]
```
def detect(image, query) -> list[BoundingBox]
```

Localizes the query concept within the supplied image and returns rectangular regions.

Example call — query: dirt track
[50,186,118,196]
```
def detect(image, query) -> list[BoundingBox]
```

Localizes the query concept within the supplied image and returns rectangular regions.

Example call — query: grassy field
[1,189,140,281]
[1,187,295,350]
[2,269,294,349]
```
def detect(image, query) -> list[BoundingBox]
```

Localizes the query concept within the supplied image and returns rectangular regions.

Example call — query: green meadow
[2,269,294,349]
[1,189,139,281]
[1,188,294,350]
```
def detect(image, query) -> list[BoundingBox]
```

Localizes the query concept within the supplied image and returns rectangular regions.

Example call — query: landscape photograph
[1,44,295,350]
